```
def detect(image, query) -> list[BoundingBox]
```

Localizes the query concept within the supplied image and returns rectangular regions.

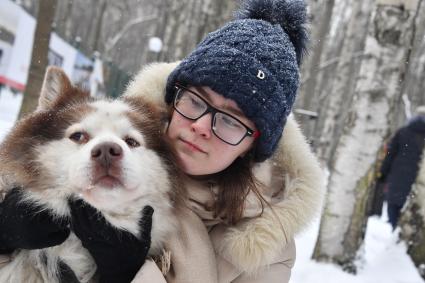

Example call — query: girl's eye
[221,115,243,129]
[125,137,140,148]
[189,96,204,109]
[69,132,89,144]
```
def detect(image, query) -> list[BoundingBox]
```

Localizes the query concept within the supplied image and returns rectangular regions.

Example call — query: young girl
[0,0,324,282]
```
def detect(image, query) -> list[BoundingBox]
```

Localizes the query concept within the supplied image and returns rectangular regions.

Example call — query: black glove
[0,188,71,254]
[68,198,153,283]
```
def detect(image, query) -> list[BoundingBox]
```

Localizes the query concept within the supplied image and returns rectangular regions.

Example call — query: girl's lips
[180,138,206,153]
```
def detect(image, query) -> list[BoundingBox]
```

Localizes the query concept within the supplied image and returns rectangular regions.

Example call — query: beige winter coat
[124,62,326,283]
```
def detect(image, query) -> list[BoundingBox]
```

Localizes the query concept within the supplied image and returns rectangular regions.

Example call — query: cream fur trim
[124,62,326,275]
[124,62,179,105]
[218,115,325,273]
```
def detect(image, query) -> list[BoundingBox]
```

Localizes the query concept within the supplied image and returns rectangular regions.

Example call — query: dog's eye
[125,137,140,148]
[69,132,89,144]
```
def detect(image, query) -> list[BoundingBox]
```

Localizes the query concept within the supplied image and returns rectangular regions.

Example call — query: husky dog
[0,67,181,282]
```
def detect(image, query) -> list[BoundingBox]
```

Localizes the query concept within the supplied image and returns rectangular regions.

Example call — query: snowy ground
[0,89,423,283]
[292,209,424,283]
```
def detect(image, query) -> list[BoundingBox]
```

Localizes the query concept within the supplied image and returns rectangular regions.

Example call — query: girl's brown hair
[213,152,269,225]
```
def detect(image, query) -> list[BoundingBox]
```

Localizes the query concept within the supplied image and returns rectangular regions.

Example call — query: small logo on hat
[257,70,265,80]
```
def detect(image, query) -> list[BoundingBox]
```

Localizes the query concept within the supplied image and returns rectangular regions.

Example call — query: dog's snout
[91,142,123,166]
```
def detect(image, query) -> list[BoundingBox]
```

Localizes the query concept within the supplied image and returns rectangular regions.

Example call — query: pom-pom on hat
[165,0,309,162]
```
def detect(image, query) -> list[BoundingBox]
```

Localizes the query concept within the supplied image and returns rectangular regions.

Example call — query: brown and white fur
[0,67,182,282]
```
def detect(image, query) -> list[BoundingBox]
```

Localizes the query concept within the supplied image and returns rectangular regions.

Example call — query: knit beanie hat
[165,0,309,162]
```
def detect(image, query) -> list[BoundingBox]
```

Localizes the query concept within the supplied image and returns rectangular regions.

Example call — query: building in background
[0,0,104,97]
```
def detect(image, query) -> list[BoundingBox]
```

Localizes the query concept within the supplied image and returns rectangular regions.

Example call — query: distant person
[380,106,425,230]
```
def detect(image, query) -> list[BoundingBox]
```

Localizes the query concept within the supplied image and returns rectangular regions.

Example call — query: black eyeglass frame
[173,84,259,146]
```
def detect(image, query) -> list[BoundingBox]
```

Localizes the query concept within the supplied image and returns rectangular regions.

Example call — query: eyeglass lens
[174,88,249,145]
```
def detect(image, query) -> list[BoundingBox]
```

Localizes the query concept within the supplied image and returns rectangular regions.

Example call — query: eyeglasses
[173,85,260,146]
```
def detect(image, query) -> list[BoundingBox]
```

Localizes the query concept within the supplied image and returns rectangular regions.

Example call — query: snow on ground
[0,91,423,283]
[292,206,424,283]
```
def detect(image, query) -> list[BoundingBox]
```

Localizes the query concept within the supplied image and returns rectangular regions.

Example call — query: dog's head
[0,67,174,214]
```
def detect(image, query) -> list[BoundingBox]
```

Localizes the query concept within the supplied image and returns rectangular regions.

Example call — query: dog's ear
[37,67,73,111]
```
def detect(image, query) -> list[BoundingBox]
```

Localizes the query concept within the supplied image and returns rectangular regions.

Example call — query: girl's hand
[0,188,70,254]
[68,198,153,283]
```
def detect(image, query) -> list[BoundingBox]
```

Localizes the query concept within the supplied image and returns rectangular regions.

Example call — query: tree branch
[104,15,157,58]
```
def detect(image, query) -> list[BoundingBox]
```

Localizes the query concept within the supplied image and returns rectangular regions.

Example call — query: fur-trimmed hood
[124,62,325,275]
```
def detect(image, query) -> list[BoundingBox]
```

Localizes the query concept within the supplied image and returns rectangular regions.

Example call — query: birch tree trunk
[393,0,425,127]
[312,0,421,272]
[19,0,57,118]
[315,0,373,165]
[400,148,425,280]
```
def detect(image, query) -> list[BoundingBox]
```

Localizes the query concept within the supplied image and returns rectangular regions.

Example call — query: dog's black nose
[91,142,123,166]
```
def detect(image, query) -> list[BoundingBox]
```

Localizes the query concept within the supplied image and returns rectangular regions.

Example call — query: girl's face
[166,86,257,176]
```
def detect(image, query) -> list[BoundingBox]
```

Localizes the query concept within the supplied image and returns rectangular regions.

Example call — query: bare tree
[43,0,237,74]
[155,0,236,63]
[54,0,73,40]
[91,0,108,52]
[312,0,422,272]
[306,0,352,150]
[297,0,335,137]
[103,15,158,59]
[18,0,57,118]
[315,0,373,165]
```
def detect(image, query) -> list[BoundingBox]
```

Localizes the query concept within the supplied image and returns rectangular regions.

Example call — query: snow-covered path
[292,207,424,283]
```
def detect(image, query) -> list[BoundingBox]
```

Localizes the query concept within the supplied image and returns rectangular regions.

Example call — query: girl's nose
[191,113,212,139]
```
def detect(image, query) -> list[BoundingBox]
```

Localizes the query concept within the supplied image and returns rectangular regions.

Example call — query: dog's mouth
[87,164,124,190]
[93,175,123,188]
